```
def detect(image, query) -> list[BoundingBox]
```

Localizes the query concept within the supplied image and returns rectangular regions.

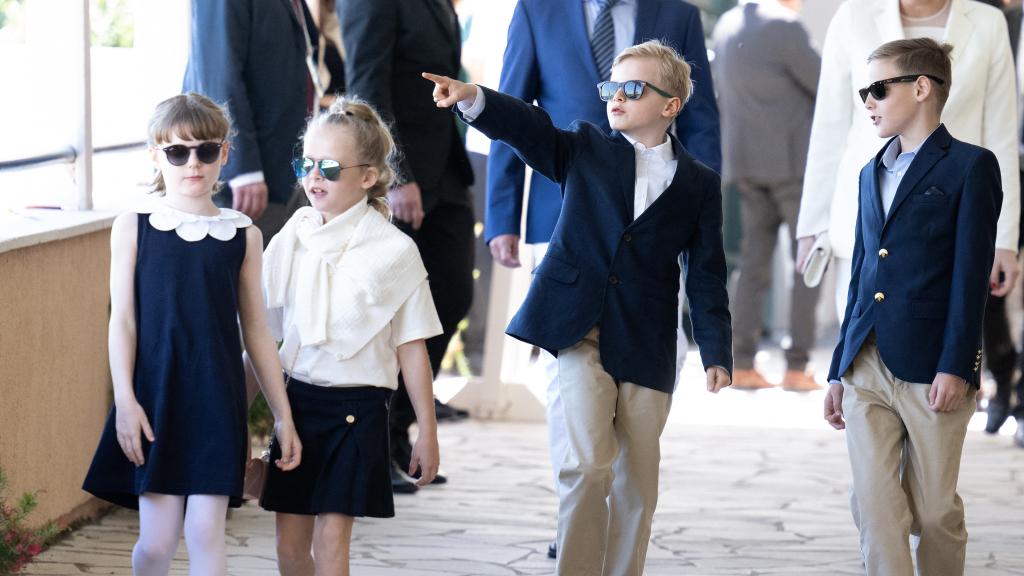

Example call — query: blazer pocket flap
[910,186,947,203]
[535,253,579,284]
[911,300,948,319]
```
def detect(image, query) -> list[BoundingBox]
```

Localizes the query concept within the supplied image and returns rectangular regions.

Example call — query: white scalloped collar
[146,206,253,242]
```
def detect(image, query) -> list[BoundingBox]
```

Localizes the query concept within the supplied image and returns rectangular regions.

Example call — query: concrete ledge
[0,209,116,256]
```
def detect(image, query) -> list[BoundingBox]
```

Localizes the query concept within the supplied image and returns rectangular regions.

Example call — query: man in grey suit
[712,0,821,391]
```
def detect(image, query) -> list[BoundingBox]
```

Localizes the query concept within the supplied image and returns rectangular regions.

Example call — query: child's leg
[312,513,354,576]
[900,382,976,576]
[841,343,914,576]
[182,495,229,576]
[604,382,671,576]
[555,328,620,576]
[276,513,315,576]
[134,493,185,576]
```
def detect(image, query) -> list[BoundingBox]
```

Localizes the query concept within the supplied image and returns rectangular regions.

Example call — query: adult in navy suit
[485,3,720,546]
[487,0,721,263]
[183,0,317,241]
[338,0,475,490]
[824,39,1000,575]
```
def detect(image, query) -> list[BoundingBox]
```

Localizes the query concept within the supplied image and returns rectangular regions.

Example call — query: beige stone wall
[0,230,112,526]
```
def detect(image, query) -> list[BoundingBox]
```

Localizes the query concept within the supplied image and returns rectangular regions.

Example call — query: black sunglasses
[161,142,224,166]
[293,157,370,181]
[858,74,946,103]
[597,80,675,102]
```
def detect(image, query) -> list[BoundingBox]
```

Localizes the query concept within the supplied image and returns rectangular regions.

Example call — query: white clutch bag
[802,233,831,288]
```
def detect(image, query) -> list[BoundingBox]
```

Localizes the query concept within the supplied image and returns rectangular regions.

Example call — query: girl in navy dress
[258,97,442,576]
[83,92,302,576]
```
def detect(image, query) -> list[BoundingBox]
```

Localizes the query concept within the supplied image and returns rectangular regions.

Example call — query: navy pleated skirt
[260,379,394,518]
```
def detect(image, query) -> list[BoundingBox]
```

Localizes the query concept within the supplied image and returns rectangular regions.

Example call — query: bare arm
[396,339,439,486]
[109,213,154,466]
[238,226,301,471]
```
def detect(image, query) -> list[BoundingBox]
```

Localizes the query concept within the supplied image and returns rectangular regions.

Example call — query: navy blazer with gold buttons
[459,87,732,394]
[828,124,1001,386]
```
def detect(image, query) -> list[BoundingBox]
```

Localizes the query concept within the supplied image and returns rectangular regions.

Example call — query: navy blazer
[828,125,1002,386]
[462,87,732,394]
[182,0,316,205]
[485,0,721,244]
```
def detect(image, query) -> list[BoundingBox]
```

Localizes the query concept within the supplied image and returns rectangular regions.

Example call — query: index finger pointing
[421,72,447,85]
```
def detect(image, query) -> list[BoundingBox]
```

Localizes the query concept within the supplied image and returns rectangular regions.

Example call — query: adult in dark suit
[182,0,317,241]
[487,0,721,264]
[337,0,475,489]
[711,0,822,391]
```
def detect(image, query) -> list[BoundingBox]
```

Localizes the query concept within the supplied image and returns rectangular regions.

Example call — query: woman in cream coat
[796,0,1020,318]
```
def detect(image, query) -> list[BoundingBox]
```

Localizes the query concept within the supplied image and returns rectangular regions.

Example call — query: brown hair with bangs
[867,38,953,113]
[147,92,232,195]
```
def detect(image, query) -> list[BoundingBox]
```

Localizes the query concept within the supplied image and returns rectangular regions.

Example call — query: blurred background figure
[338,0,476,494]
[182,0,319,242]
[712,0,822,391]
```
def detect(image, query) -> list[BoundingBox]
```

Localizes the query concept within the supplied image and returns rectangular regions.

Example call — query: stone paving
[22,349,1024,575]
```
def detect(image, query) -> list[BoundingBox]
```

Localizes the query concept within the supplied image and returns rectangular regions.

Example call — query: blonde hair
[147,92,232,195]
[303,95,398,218]
[613,40,693,109]
[867,38,953,112]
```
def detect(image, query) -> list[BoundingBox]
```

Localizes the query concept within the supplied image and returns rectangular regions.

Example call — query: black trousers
[389,174,475,463]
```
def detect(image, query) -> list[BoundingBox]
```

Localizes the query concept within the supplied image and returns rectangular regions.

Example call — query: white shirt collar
[621,132,675,163]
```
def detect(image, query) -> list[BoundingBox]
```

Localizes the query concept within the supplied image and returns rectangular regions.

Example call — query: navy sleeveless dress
[83,213,249,509]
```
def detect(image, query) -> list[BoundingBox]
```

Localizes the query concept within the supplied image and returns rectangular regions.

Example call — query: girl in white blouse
[256,97,443,576]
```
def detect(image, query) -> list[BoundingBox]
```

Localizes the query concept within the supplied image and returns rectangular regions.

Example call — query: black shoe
[1015,419,1024,449]
[410,470,449,485]
[547,540,557,559]
[986,400,1011,434]
[435,398,470,422]
[391,462,418,494]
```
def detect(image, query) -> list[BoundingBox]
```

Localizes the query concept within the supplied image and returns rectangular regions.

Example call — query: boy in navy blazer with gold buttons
[823,38,1002,576]
[425,40,732,576]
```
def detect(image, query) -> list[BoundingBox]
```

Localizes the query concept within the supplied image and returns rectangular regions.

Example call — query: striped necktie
[591,0,621,81]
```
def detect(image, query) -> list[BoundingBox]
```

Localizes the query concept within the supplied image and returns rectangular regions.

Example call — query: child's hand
[706,366,731,393]
[929,372,969,412]
[824,382,845,430]
[274,418,302,471]
[421,72,477,108]
[114,398,155,466]
[408,431,440,486]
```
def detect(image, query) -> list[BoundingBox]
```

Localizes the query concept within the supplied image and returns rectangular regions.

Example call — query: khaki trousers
[556,328,672,576]
[842,340,976,576]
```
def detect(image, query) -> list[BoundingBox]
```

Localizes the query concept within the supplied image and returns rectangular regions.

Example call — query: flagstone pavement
[22,348,1024,575]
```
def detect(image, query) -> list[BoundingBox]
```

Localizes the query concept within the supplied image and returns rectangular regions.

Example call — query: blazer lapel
[631,134,687,227]
[569,1,603,84]
[633,0,660,44]
[883,126,951,229]
[943,0,976,71]
[874,0,904,41]
[611,132,637,221]
[866,145,886,230]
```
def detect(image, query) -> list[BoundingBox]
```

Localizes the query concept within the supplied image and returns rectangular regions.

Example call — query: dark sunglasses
[858,74,946,103]
[597,80,675,102]
[292,157,369,181]
[161,142,224,166]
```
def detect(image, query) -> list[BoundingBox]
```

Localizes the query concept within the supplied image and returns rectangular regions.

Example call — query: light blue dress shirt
[878,130,935,217]
[584,0,636,57]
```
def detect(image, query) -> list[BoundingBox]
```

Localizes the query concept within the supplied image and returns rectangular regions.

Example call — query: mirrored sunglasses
[858,74,946,103]
[597,80,674,102]
[292,157,370,181]
[161,142,224,166]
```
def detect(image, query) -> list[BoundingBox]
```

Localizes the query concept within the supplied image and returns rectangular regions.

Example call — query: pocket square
[923,186,945,196]
[803,233,831,288]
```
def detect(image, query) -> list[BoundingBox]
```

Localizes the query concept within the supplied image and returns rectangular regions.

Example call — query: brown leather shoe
[732,369,774,390]
[781,370,822,392]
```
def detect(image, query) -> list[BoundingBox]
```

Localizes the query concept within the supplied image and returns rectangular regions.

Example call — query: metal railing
[0,141,146,173]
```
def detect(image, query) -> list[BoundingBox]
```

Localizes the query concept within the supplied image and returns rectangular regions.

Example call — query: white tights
[133,493,229,576]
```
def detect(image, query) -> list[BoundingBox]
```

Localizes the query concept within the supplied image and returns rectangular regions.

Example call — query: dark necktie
[591,0,621,81]
[291,0,315,112]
